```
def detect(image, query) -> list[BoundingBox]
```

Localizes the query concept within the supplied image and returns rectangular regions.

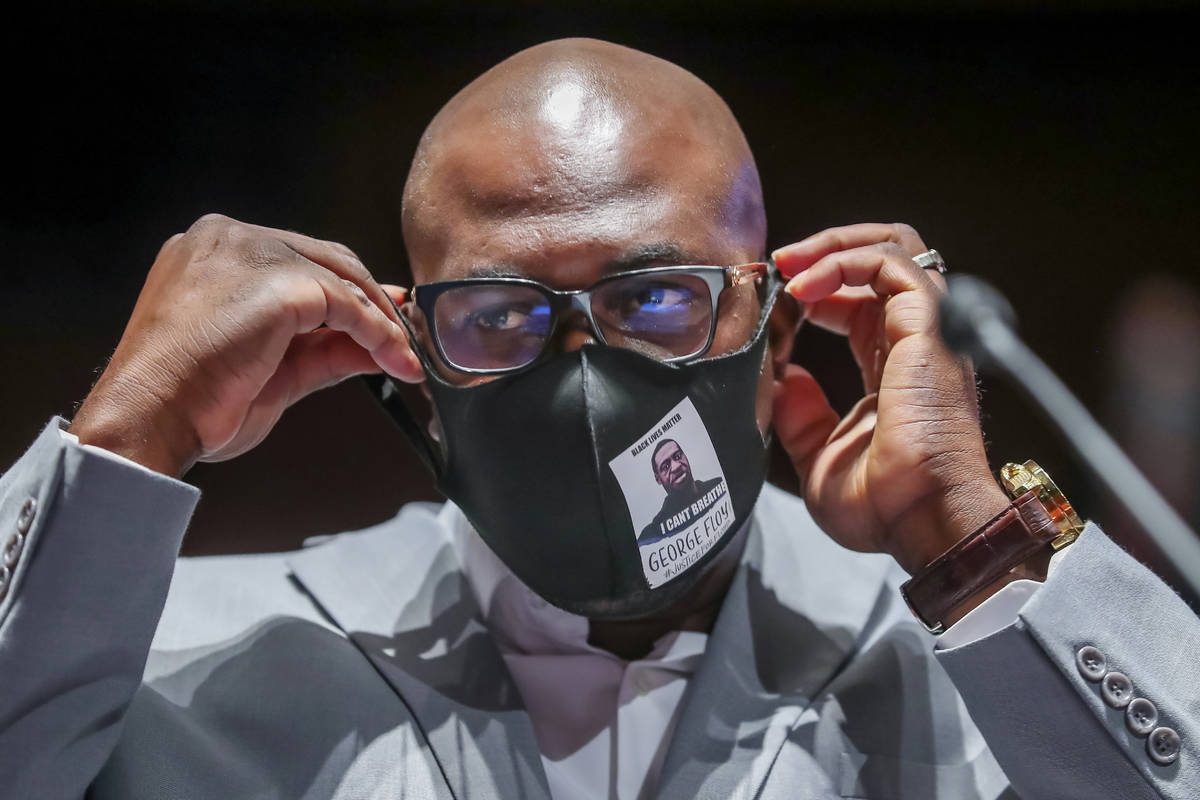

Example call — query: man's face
[402,47,773,392]
[653,442,692,493]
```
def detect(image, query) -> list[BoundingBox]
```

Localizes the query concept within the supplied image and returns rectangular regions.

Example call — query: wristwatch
[901,460,1086,633]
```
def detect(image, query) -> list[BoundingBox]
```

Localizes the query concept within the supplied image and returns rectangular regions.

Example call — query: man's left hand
[770,222,1011,577]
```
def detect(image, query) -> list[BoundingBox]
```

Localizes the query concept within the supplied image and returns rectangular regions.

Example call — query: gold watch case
[999,460,1086,550]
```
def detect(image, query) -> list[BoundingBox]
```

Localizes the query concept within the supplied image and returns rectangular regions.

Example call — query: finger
[802,287,889,391]
[772,222,928,278]
[803,394,879,518]
[257,225,402,326]
[187,216,399,326]
[923,266,948,294]
[792,287,888,388]
[786,243,942,384]
[280,328,383,403]
[800,285,878,335]
[772,364,839,490]
[288,268,423,382]
[784,241,938,311]
[204,329,383,463]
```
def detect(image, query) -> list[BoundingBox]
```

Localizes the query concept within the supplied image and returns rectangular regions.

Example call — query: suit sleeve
[0,417,199,800]
[936,522,1199,800]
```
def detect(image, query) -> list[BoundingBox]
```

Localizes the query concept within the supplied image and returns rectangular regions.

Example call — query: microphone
[937,275,1016,366]
[940,275,1200,600]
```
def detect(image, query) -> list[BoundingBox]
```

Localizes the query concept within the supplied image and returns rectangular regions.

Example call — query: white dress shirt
[441,501,1044,800]
[445,502,707,800]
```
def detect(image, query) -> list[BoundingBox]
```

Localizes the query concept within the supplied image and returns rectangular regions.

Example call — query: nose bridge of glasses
[550,291,602,349]
[567,292,593,317]
[536,289,598,341]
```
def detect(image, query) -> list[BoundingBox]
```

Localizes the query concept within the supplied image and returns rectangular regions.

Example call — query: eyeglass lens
[430,272,715,371]
[433,284,551,371]
[590,272,712,359]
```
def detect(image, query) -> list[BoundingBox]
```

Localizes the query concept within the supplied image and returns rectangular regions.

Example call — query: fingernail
[773,247,804,279]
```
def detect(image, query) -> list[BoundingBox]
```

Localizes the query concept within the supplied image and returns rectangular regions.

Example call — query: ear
[767,291,802,379]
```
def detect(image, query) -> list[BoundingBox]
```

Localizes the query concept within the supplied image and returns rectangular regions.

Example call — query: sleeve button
[16,497,37,535]
[1075,646,1107,681]
[1126,698,1159,736]
[1147,727,1181,766]
[2,531,23,569]
[1101,671,1133,709]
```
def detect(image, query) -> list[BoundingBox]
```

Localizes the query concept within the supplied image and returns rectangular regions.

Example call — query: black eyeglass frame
[406,263,770,375]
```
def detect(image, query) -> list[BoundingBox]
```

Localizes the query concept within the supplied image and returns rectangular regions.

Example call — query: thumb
[281,328,393,405]
[772,363,839,490]
[200,329,386,463]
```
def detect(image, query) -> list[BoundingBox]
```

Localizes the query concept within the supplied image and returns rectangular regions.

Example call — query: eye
[624,285,690,314]
[468,305,529,331]
[463,301,552,334]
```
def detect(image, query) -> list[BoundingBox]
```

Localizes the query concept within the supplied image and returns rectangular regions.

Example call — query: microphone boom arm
[943,277,1200,600]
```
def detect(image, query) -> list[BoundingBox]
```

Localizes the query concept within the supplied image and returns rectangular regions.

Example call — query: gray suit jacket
[0,418,1195,799]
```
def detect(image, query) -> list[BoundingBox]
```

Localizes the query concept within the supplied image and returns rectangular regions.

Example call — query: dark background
[4,2,1198,596]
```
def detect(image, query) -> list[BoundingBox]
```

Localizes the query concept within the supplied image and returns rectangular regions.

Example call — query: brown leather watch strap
[900,490,1061,633]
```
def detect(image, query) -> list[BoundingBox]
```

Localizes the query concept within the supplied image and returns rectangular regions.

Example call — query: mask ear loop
[361,293,446,476]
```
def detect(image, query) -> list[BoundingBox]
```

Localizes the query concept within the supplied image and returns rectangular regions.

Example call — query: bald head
[401,38,766,286]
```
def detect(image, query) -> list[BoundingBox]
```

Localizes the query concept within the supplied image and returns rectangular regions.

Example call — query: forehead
[406,87,762,286]
[654,442,682,466]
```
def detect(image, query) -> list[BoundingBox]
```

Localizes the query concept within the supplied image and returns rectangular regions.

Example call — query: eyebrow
[464,242,705,280]
[604,242,695,271]
[464,264,528,279]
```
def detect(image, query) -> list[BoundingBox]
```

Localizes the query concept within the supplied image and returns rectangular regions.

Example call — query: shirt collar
[441,501,708,667]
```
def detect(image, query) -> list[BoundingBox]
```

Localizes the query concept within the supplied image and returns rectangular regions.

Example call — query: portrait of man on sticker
[638,439,726,545]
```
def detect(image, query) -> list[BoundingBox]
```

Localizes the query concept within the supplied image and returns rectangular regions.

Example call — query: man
[638,440,725,545]
[0,38,1196,800]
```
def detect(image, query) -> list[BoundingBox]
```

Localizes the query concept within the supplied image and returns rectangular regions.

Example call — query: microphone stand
[941,275,1200,600]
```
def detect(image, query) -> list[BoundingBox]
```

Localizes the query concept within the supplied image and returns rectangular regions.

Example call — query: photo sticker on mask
[608,397,734,589]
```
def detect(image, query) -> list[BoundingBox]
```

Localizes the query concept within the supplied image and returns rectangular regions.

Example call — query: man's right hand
[69,214,423,478]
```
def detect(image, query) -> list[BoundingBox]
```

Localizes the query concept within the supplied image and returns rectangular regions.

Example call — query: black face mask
[370,281,780,619]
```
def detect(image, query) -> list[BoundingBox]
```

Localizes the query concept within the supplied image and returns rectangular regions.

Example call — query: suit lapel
[287,503,551,800]
[657,485,895,799]
[286,487,892,800]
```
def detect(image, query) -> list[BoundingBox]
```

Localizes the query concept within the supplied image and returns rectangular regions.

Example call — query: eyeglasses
[405,263,769,375]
